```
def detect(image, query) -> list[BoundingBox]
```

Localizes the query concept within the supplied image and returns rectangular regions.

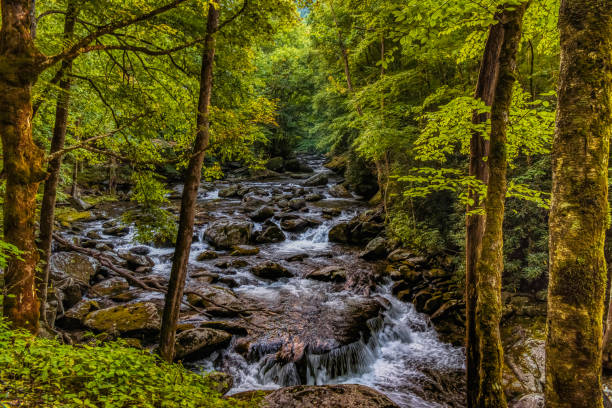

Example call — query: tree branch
[217,0,249,32]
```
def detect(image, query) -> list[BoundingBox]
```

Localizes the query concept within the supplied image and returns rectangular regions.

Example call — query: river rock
[204,372,234,395]
[288,198,306,210]
[218,185,241,198]
[262,384,399,408]
[84,302,161,334]
[328,223,349,243]
[174,328,232,361]
[231,245,260,256]
[510,394,544,408]
[86,230,102,240]
[250,206,275,222]
[285,158,313,173]
[186,285,245,317]
[387,248,416,263]
[56,299,100,329]
[503,329,545,401]
[304,173,328,187]
[281,217,309,232]
[305,193,323,202]
[129,246,151,256]
[305,266,347,282]
[256,224,286,243]
[103,225,129,236]
[49,252,98,284]
[197,250,219,261]
[251,261,292,280]
[204,219,253,249]
[266,157,284,172]
[328,184,352,198]
[68,196,93,211]
[360,237,389,260]
[242,194,269,211]
[89,277,129,297]
[118,251,154,269]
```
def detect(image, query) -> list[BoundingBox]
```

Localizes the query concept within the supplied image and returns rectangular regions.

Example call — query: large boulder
[305,266,347,283]
[56,299,99,329]
[262,385,399,408]
[174,328,232,361]
[204,219,253,249]
[186,286,245,317]
[256,224,286,243]
[328,184,352,198]
[250,206,275,222]
[89,277,129,297]
[328,223,349,243]
[281,218,309,232]
[49,252,98,284]
[118,251,154,270]
[266,157,284,172]
[304,173,328,187]
[251,261,292,280]
[84,302,161,334]
[285,158,313,173]
[359,237,389,260]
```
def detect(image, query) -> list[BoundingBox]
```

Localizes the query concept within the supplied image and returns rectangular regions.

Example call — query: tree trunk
[109,157,117,195]
[37,0,78,324]
[0,0,47,333]
[475,4,528,407]
[546,1,612,407]
[159,2,219,362]
[465,18,503,408]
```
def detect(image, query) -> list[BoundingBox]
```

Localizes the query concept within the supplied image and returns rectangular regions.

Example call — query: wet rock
[305,266,347,282]
[288,198,306,210]
[86,230,102,240]
[266,157,284,172]
[174,328,232,361]
[49,252,98,284]
[285,253,309,262]
[305,193,323,202]
[56,299,100,329]
[204,219,253,249]
[186,285,245,317]
[423,268,452,280]
[250,206,275,222]
[218,185,241,198]
[205,372,234,395]
[328,223,349,243]
[321,208,341,218]
[281,218,309,232]
[118,251,154,269]
[304,173,328,187]
[197,250,219,261]
[242,194,269,211]
[68,196,93,211]
[328,184,352,198]
[262,384,399,408]
[387,248,416,263]
[231,259,249,268]
[231,245,260,256]
[89,277,129,297]
[256,224,286,243]
[503,332,545,401]
[103,225,129,236]
[84,302,161,334]
[251,261,292,280]
[360,237,389,260]
[285,158,313,173]
[509,394,544,408]
[200,321,248,336]
[190,269,220,284]
[130,246,151,256]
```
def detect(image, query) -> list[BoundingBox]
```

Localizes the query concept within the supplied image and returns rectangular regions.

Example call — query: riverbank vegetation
[0,0,611,407]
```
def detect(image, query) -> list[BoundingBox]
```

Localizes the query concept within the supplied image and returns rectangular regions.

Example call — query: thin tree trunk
[0,0,47,333]
[465,19,504,408]
[37,0,78,324]
[475,4,528,407]
[159,2,219,362]
[546,1,612,407]
[109,157,117,195]
[71,157,79,198]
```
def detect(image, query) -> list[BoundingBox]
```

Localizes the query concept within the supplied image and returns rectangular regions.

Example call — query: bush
[0,320,256,408]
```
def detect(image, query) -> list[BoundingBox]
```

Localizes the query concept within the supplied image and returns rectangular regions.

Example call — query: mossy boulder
[266,157,284,172]
[89,277,129,297]
[262,385,399,408]
[174,328,232,361]
[84,302,161,334]
[204,219,253,249]
[250,261,292,280]
[49,252,98,284]
[305,266,347,282]
[231,245,260,256]
[197,250,219,261]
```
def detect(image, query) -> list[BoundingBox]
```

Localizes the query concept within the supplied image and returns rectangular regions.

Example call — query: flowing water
[72,155,465,407]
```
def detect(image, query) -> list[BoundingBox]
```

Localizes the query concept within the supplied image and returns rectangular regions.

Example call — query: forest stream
[55,156,465,407]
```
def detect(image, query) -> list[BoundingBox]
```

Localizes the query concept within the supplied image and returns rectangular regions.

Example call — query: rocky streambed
[46,156,467,407]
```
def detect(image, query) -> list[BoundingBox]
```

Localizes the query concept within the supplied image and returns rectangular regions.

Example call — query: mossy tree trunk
[0,0,47,333]
[159,1,219,362]
[465,18,503,408]
[546,1,612,407]
[475,3,528,407]
[37,0,79,324]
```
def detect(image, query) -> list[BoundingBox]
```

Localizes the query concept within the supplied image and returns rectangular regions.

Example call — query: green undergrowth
[0,320,257,408]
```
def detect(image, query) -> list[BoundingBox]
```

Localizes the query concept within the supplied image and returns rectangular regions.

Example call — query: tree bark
[475,4,528,407]
[0,0,47,333]
[158,1,219,362]
[465,18,503,408]
[37,0,78,324]
[546,1,612,407]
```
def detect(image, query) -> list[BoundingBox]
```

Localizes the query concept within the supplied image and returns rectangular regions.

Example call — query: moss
[55,208,91,224]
